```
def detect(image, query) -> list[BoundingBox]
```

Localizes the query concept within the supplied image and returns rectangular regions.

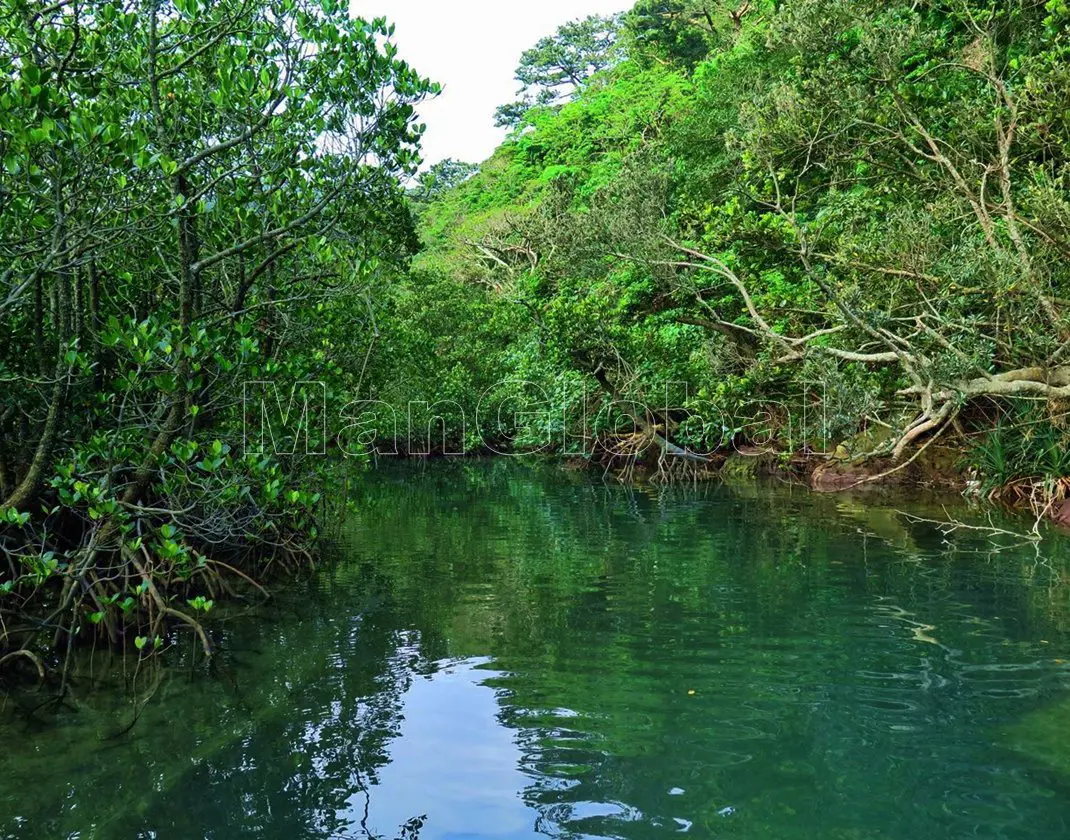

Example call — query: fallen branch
[897,508,1042,543]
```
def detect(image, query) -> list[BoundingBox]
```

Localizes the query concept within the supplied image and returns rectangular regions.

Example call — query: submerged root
[0,532,291,696]
[0,648,45,680]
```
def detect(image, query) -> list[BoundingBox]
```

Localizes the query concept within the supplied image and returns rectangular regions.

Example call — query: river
[3,459,1070,839]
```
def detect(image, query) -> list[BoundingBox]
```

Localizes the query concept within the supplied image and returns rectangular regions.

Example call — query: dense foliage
[372,0,1070,500]
[0,0,433,682]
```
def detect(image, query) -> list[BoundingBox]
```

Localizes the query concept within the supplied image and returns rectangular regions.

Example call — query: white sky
[349,0,628,167]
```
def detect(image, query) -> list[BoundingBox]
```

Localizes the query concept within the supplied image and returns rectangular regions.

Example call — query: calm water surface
[4,460,1070,839]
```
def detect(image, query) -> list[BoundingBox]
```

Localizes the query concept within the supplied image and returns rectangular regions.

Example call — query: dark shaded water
[4,460,1070,839]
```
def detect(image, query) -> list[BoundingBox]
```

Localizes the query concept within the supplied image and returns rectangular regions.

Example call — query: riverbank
[628,443,1070,533]
[393,434,1067,532]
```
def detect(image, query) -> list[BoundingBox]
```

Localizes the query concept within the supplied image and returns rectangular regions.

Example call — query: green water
[4,460,1070,840]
